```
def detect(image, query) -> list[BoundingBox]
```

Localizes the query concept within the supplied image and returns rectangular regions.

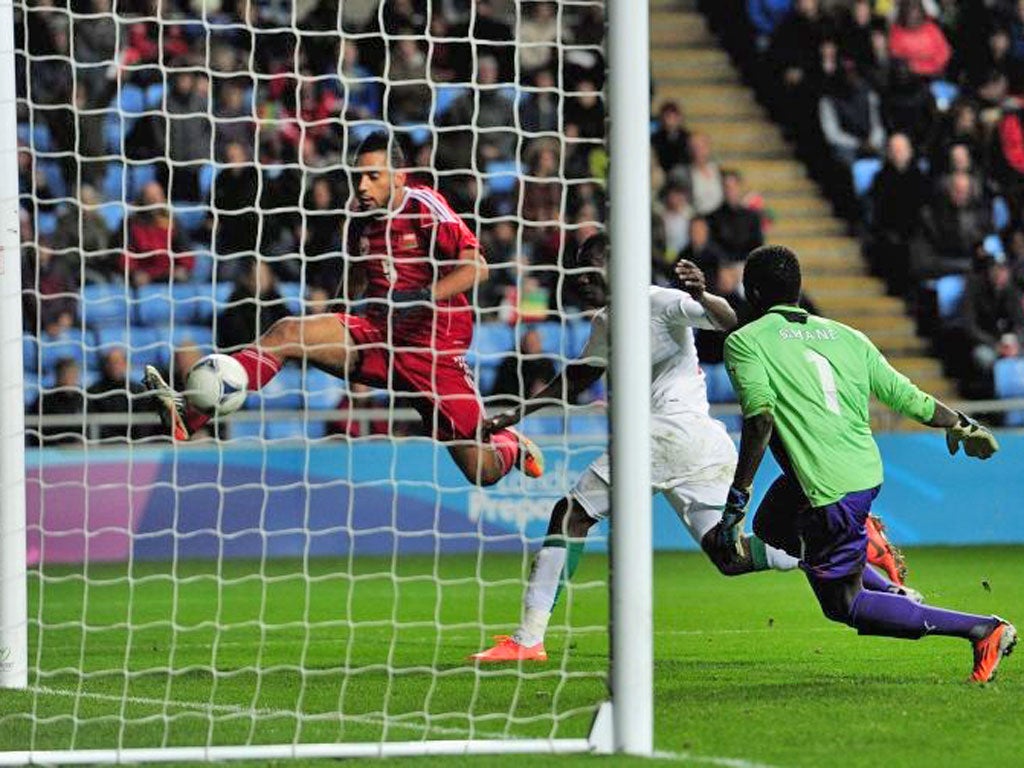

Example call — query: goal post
[0,0,27,692]
[607,0,654,756]
[2,0,654,760]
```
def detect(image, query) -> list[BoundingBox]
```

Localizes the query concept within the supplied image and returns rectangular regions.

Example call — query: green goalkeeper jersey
[724,305,937,507]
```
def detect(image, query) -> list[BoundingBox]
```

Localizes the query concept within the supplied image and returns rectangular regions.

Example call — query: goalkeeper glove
[717,485,751,558]
[390,288,433,321]
[945,411,999,460]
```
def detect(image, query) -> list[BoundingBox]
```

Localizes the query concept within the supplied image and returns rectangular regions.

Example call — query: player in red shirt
[144,131,543,486]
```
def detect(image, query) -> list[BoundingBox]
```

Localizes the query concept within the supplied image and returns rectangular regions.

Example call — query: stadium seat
[930,80,960,111]
[852,158,883,198]
[190,250,215,284]
[265,420,307,440]
[935,275,967,321]
[247,365,303,412]
[993,197,1011,231]
[531,321,571,357]
[118,84,146,116]
[135,284,175,327]
[144,83,164,109]
[277,282,303,315]
[304,367,346,410]
[23,335,38,373]
[520,414,565,436]
[98,203,124,232]
[993,357,1024,426]
[127,163,158,201]
[95,325,163,369]
[23,372,39,410]
[567,318,591,359]
[198,164,215,200]
[474,361,499,395]
[467,323,514,367]
[703,363,736,403]
[568,413,607,436]
[173,205,209,233]
[102,162,126,202]
[228,419,264,441]
[37,212,58,237]
[434,85,467,118]
[192,282,234,322]
[18,122,52,153]
[80,283,130,328]
[484,160,520,196]
[38,328,89,373]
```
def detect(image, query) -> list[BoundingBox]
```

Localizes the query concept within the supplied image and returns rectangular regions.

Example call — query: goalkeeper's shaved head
[743,244,802,315]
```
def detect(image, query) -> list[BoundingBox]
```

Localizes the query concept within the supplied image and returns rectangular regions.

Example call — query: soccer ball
[185,354,249,417]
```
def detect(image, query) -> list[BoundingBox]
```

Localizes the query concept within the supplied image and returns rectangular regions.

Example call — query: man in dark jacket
[490,328,557,408]
[87,348,157,442]
[963,254,1024,374]
[708,170,763,262]
[30,357,84,446]
[216,257,292,351]
[869,133,929,291]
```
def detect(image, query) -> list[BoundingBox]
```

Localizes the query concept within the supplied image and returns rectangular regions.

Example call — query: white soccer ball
[185,354,249,417]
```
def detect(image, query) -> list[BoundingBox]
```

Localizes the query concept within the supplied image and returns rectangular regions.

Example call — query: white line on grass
[31,686,508,740]
[653,750,784,768]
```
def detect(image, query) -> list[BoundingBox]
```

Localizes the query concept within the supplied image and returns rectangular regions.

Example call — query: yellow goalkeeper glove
[945,411,999,460]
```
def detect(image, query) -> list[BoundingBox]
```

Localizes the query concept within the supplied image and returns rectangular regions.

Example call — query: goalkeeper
[719,244,1015,683]
[145,130,542,487]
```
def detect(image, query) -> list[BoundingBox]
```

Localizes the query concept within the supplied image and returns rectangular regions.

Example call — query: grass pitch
[0,546,1020,767]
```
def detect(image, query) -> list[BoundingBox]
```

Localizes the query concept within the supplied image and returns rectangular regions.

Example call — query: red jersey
[346,185,480,350]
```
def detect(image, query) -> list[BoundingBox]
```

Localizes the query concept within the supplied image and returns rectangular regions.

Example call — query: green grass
[0,547,1020,767]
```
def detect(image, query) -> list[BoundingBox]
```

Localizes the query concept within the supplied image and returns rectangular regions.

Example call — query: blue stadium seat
[852,158,883,198]
[102,162,126,202]
[704,363,736,403]
[98,203,125,232]
[173,205,209,233]
[304,367,346,410]
[198,164,215,200]
[229,419,265,440]
[569,413,607,436]
[246,365,303,412]
[80,283,130,328]
[119,84,146,116]
[994,197,1011,231]
[567,318,591,359]
[474,361,499,395]
[23,335,38,373]
[930,80,960,111]
[467,323,514,367]
[18,123,52,153]
[531,321,571,357]
[127,163,158,200]
[40,161,68,199]
[95,325,164,369]
[520,414,565,436]
[38,329,89,373]
[190,250,215,284]
[277,282,303,315]
[935,275,967,321]
[434,85,467,118]
[171,324,214,349]
[23,372,39,410]
[135,284,174,327]
[265,420,308,440]
[993,357,1024,426]
[192,282,234,323]
[484,160,520,196]
[145,83,164,109]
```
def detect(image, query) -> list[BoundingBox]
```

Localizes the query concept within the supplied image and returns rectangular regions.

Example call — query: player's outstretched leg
[447,428,545,487]
[800,489,1016,682]
[470,497,593,662]
[145,315,361,439]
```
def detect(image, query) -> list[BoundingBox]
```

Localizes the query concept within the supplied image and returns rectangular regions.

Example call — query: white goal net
[2,0,619,760]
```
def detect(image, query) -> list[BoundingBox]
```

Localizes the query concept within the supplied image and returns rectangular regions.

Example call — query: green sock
[549,538,586,609]
[748,535,770,571]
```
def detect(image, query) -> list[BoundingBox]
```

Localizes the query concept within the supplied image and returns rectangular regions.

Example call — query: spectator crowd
[705,0,1024,400]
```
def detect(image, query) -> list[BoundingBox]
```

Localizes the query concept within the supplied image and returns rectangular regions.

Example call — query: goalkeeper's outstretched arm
[483,362,605,435]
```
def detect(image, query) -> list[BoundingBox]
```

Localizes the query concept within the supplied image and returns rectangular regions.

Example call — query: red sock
[232,347,283,390]
[489,428,520,479]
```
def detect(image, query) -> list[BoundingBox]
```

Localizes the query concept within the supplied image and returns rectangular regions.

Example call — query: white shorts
[570,412,737,545]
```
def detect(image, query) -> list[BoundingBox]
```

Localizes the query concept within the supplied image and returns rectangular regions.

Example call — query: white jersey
[579,285,719,417]
[578,285,736,491]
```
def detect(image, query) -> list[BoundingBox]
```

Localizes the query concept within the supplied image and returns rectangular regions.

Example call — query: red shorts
[336,313,484,441]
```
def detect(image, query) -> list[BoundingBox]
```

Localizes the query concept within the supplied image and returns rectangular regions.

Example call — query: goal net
[2,0,620,760]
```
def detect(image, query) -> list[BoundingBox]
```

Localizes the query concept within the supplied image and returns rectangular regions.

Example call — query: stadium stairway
[651,0,958,421]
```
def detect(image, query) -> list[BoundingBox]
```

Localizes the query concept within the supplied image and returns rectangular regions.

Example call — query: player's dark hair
[355,130,407,169]
[574,231,608,268]
[743,244,801,311]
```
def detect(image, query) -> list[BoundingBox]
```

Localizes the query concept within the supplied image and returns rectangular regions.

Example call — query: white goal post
[0,0,652,761]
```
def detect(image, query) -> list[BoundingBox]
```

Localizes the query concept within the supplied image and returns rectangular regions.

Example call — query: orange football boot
[143,365,191,441]
[866,514,906,586]
[509,428,545,479]
[971,619,1017,683]
[469,635,548,663]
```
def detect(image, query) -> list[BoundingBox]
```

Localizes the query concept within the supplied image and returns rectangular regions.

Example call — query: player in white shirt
[469,233,801,663]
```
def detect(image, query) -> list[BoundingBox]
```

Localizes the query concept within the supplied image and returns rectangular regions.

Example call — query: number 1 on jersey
[806,349,841,415]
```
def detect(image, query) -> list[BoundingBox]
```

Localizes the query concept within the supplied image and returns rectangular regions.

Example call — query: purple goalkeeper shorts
[752,474,881,581]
